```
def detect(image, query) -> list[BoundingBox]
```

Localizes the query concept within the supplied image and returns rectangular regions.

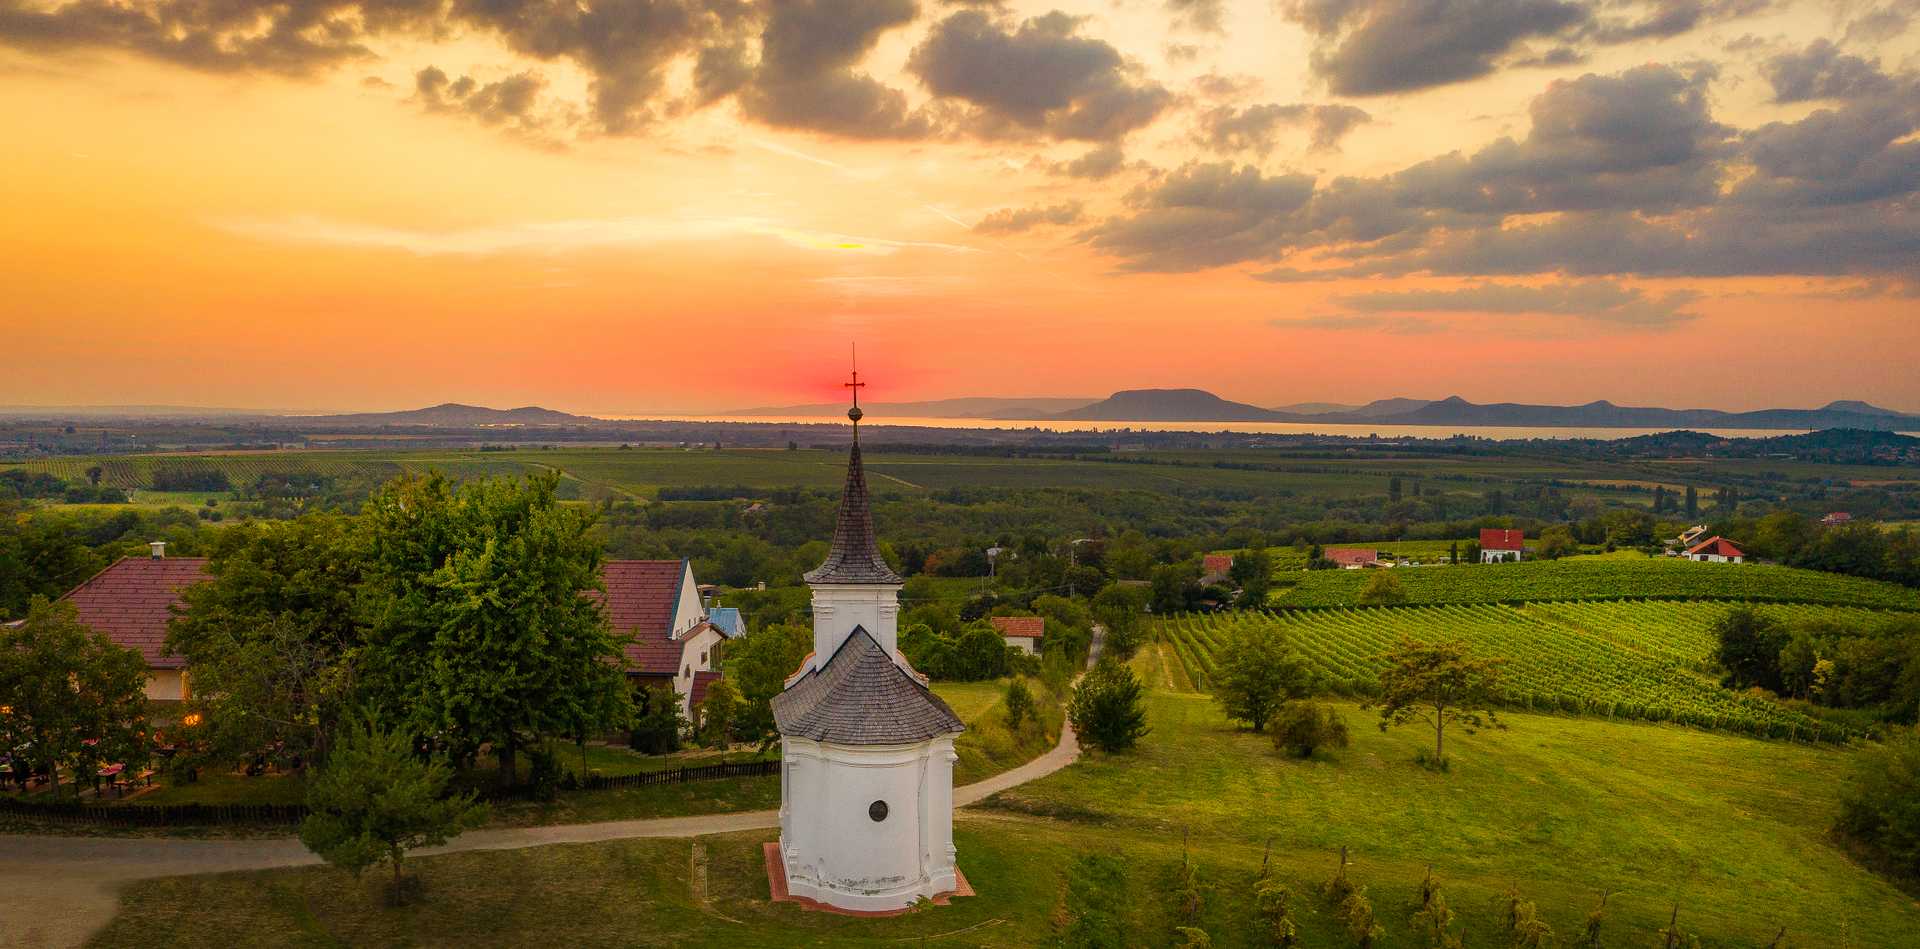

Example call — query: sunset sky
[3,0,1917,415]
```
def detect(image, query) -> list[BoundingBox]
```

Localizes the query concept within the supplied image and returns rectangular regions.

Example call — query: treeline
[1714,607,1920,724]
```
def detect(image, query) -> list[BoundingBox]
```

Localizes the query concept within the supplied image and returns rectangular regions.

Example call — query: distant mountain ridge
[1049,389,1920,431]
[296,403,597,426]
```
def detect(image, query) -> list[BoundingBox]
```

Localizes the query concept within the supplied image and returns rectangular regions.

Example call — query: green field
[89,696,1920,947]
[1271,556,1920,610]
[1157,601,1899,740]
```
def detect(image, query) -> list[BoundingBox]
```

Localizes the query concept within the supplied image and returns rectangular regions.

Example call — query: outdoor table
[96,762,126,796]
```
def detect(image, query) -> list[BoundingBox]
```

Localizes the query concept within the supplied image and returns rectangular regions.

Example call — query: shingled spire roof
[803,376,904,586]
[773,627,963,743]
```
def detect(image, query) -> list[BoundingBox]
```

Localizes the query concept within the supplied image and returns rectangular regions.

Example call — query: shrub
[1064,854,1130,949]
[1271,701,1351,758]
[1070,658,1150,753]
[1005,678,1037,731]
[1339,888,1383,948]
[1254,877,1299,947]
[1836,725,1920,877]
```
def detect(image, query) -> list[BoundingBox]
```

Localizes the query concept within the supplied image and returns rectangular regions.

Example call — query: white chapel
[771,387,966,912]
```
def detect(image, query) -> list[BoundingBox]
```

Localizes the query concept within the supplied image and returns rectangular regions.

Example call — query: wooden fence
[0,759,779,828]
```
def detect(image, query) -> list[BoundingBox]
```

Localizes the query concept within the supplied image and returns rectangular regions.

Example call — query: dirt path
[0,717,1083,949]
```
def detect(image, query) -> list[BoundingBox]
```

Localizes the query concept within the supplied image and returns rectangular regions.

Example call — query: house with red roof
[54,545,727,713]
[1201,554,1234,584]
[1685,536,1746,563]
[1325,547,1384,569]
[1479,528,1525,563]
[57,543,207,700]
[990,615,1045,655]
[1821,512,1852,527]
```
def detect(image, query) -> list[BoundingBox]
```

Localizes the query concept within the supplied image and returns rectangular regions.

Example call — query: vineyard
[1154,600,1901,742]
[1271,557,1920,611]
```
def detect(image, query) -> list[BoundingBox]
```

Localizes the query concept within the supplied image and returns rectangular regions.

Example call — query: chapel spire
[803,355,903,585]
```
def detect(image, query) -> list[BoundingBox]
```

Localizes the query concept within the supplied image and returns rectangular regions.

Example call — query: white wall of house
[1691,553,1743,563]
[1481,549,1522,563]
[1005,636,1038,655]
[672,625,726,715]
[144,669,188,702]
[670,562,704,637]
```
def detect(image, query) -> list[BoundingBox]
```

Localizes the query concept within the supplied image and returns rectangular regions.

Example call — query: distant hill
[1052,388,1286,421]
[730,396,1098,419]
[1041,388,1918,430]
[297,403,597,426]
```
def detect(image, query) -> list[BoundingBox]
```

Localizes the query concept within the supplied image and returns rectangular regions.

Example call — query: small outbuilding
[990,615,1045,655]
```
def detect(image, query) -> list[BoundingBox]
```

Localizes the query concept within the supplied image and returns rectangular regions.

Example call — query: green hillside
[1157,600,1902,740]
[1271,556,1920,610]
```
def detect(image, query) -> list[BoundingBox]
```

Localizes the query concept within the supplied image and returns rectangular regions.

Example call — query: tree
[1070,657,1150,752]
[728,622,811,745]
[1535,525,1579,560]
[629,684,686,754]
[1448,542,1459,565]
[357,473,632,787]
[1371,638,1506,766]
[0,598,150,793]
[1357,571,1407,606]
[167,515,365,769]
[1684,485,1699,518]
[1004,677,1037,730]
[695,677,743,748]
[1213,624,1312,731]
[84,465,103,487]
[1711,607,1789,692]
[1092,582,1151,659]
[1231,546,1275,608]
[1836,725,1920,877]
[953,622,1012,680]
[1778,631,1820,700]
[299,714,487,904]
[1271,702,1351,758]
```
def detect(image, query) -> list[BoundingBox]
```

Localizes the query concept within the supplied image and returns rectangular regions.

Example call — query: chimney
[149,541,166,560]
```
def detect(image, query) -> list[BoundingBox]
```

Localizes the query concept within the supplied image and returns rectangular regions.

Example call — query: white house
[772,402,966,913]
[1480,528,1525,563]
[596,558,727,717]
[991,615,1044,655]
[1686,536,1746,563]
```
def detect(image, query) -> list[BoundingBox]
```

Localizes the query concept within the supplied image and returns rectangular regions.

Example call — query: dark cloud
[1190,71,1261,100]
[1335,280,1701,326]
[973,201,1084,233]
[1195,102,1372,154]
[1281,1,1766,96]
[1844,1,1918,43]
[1090,62,1920,289]
[1049,143,1129,179]
[1761,39,1894,102]
[416,65,552,131]
[732,0,937,139]
[908,10,1172,141]
[1167,0,1227,33]
[1283,0,1590,95]
[1085,162,1315,271]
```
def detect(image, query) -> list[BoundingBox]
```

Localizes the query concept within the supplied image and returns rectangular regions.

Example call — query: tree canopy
[1371,638,1507,766]
[0,598,150,793]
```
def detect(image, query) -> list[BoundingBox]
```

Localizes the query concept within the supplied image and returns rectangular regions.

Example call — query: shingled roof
[803,441,903,585]
[60,556,209,669]
[774,627,963,745]
[593,559,695,676]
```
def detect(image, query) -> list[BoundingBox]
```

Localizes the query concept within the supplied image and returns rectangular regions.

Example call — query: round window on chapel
[868,799,889,822]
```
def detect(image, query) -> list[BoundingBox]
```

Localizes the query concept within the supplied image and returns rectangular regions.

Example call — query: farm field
[1155,601,1900,740]
[2,445,1722,506]
[90,696,1920,948]
[1270,555,1920,610]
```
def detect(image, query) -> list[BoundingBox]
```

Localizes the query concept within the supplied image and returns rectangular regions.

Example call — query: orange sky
[3,0,1917,414]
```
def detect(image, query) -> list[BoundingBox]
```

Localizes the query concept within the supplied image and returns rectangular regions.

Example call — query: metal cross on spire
[845,344,865,429]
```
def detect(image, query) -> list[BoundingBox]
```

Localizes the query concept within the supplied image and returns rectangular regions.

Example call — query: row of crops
[1156,601,1898,742]
[1271,558,1920,611]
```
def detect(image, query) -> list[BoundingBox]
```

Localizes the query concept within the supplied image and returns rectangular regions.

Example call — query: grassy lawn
[88,693,1920,947]
[935,677,1067,786]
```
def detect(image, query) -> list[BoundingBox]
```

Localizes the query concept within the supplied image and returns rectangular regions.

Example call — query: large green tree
[300,713,487,903]
[166,515,365,768]
[727,622,812,745]
[357,473,632,786]
[0,598,150,793]
[1212,623,1312,731]
[1229,546,1275,608]
[1371,638,1506,766]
